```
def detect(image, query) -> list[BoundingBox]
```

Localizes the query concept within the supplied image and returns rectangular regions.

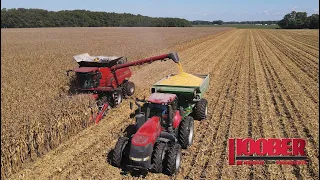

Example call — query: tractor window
[148,103,168,118]
[147,103,168,129]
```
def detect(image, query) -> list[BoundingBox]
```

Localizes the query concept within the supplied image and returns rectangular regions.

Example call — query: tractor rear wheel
[122,81,135,97]
[178,116,194,149]
[112,137,129,168]
[164,143,182,176]
[150,142,167,173]
[194,98,208,120]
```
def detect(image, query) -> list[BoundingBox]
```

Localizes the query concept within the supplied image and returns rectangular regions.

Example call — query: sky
[1,0,319,21]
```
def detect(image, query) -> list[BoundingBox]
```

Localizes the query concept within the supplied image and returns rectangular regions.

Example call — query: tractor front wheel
[122,81,135,97]
[150,142,167,173]
[111,137,129,168]
[194,98,208,120]
[178,116,194,149]
[164,143,182,176]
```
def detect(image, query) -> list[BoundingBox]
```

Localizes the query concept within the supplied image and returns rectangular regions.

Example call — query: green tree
[1,8,192,28]
[278,11,319,29]
[308,14,319,29]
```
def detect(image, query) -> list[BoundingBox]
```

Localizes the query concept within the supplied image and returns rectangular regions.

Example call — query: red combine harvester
[67,52,180,123]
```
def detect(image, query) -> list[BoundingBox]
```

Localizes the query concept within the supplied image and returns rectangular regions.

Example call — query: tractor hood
[131,116,161,147]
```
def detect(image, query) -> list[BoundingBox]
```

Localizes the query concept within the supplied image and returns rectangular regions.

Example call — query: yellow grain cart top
[151,73,209,101]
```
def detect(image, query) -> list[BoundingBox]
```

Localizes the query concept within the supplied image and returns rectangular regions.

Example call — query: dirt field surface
[3,28,319,180]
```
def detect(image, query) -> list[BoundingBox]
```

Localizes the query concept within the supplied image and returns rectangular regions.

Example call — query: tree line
[191,20,224,25]
[278,11,319,29]
[191,20,279,25]
[1,8,192,28]
[191,11,319,29]
[223,21,279,25]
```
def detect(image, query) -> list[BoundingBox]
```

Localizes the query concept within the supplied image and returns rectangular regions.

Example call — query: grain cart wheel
[150,142,167,173]
[178,116,194,149]
[195,98,208,120]
[164,144,182,176]
[112,137,129,168]
[122,81,135,97]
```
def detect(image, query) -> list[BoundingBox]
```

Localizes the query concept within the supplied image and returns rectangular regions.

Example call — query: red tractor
[111,94,198,175]
[67,52,180,123]
[110,72,209,175]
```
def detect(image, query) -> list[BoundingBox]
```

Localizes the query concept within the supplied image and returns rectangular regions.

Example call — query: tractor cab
[147,93,178,125]
[133,93,181,131]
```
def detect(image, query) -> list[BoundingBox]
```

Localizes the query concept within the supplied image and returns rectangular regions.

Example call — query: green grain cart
[151,73,209,120]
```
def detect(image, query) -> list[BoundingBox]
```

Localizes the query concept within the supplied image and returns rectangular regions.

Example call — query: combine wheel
[194,98,208,120]
[150,142,167,173]
[112,137,129,168]
[112,91,123,107]
[178,116,194,149]
[122,81,135,97]
[164,143,182,176]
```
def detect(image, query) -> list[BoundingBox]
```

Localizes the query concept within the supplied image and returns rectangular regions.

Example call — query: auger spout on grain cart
[67,52,180,124]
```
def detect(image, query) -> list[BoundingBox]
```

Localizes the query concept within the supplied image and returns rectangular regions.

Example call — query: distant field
[193,24,280,29]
